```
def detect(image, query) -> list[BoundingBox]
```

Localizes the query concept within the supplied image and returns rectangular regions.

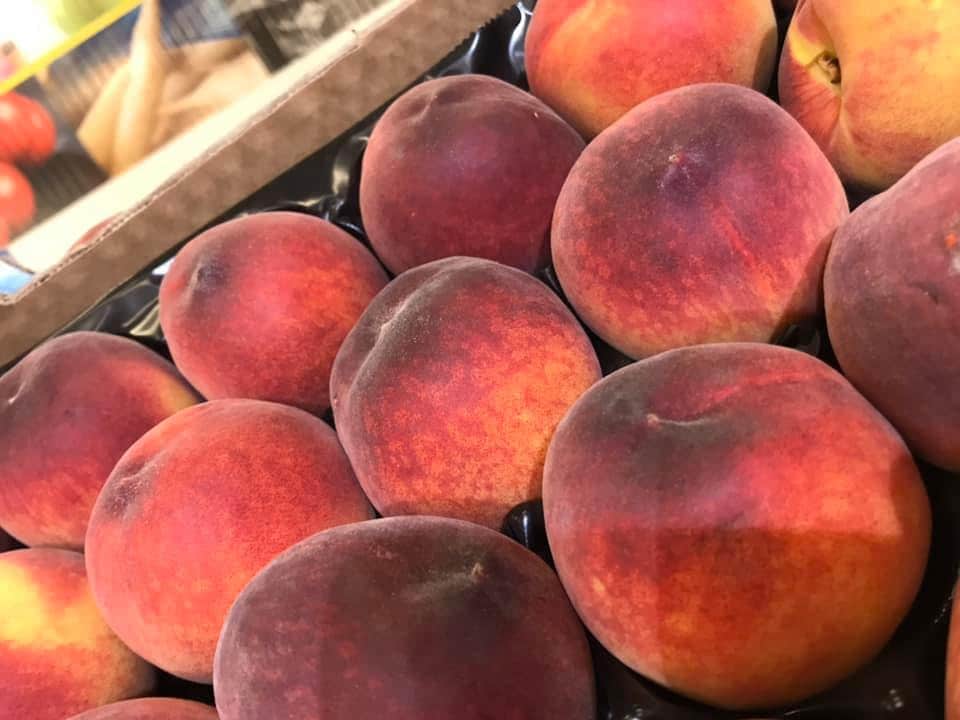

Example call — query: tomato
[0,218,9,249]
[0,162,36,234]
[0,93,57,165]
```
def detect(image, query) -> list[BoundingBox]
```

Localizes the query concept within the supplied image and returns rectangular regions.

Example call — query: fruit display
[1,1,958,719]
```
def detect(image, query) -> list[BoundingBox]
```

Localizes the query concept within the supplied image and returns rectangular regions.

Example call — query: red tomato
[0,93,57,165]
[0,218,9,249]
[0,162,36,234]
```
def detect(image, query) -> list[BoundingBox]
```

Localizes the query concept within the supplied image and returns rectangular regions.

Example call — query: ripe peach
[160,211,388,415]
[214,516,596,719]
[68,698,218,719]
[779,0,960,190]
[360,74,585,274]
[85,399,373,683]
[552,83,848,360]
[0,548,154,719]
[526,0,778,137]
[0,332,199,549]
[544,343,931,710]
[825,138,960,471]
[330,257,600,529]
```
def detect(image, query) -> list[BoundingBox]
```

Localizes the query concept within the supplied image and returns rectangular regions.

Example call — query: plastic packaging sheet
[40,3,958,718]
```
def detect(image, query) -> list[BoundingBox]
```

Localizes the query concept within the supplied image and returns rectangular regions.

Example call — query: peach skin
[544,343,931,710]
[214,516,596,720]
[360,74,584,274]
[0,548,155,720]
[0,331,199,549]
[825,137,960,471]
[551,83,848,360]
[526,0,778,137]
[160,211,388,415]
[330,256,601,529]
[85,399,374,683]
[779,0,960,190]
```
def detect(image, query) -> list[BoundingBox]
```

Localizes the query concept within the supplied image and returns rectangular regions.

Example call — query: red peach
[544,343,931,710]
[0,332,199,549]
[0,548,155,719]
[526,0,778,137]
[825,137,960,471]
[552,83,848,359]
[214,516,596,719]
[360,74,585,274]
[330,257,601,529]
[160,211,388,414]
[85,399,374,683]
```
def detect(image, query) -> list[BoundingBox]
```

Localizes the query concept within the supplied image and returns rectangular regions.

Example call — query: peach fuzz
[551,83,848,360]
[160,211,388,415]
[360,74,585,274]
[779,0,960,190]
[525,0,777,137]
[825,137,960,471]
[0,331,199,549]
[0,549,154,720]
[214,516,596,720]
[68,698,218,719]
[85,399,373,683]
[543,343,931,710]
[330,257,600,529]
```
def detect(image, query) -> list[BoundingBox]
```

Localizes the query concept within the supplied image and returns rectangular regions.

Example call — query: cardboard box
[0,0,515,367]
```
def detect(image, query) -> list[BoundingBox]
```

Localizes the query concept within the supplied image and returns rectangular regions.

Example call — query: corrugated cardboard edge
[0,0,516,367]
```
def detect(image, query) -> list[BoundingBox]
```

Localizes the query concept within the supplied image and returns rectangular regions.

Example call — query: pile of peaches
[1,0,958,718]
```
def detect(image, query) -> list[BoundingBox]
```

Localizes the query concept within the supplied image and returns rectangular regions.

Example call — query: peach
[551,83,848,360]
[160,211,388,415]
[214,516,596,719]
[543,343,931,710]
[359,74,585,274]
[330,257,600,529]
[779,0,960,190]
[0,548,154,719]
[525,0,778,137]
[85,399,373,683]
[0,331,199,549]
[948,583,960,720]
[825,138,960,471]
[68,698,218,719]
